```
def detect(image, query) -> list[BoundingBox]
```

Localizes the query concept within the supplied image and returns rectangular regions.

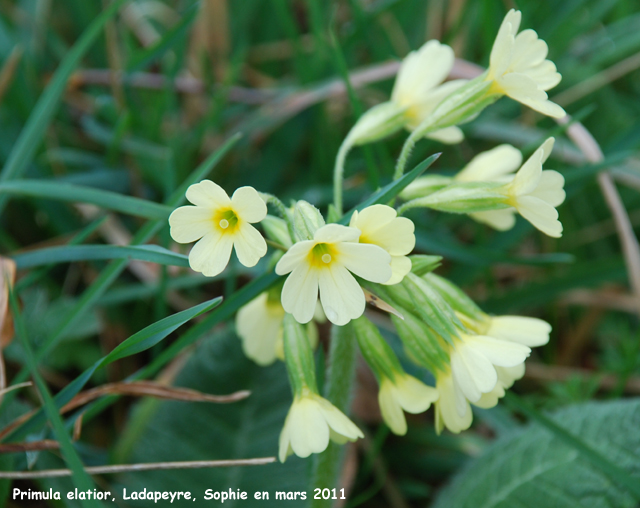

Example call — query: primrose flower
[236,293,323,366]
[275,224,392,326]
[169,180,267,276]
[486,9,565,118]
[391,40,467,143]
[379,373,438,435]
[434,332,531,434]
[349,204,415,285]
[346,40,466,147]
[279,391,363,462]
[453,144,523,230]
[503,137,565,237]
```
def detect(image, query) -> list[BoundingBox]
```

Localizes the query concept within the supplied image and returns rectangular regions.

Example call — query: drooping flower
[502,137,565,237]
[169,180,268,276]
[279,390,364,462]
[390,40,467,143]
[275,224,392,326]
[486,9,565,118]
[378,373,438,435]
[345,40,467,147]
[236,292,323,366]
[236,292,285,366]
[349,204,415,285]
[434,332,531,434]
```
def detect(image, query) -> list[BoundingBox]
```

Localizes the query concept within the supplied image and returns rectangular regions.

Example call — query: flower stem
[260,193,297,242]
[333,139,352,218]
[311,323,357,507]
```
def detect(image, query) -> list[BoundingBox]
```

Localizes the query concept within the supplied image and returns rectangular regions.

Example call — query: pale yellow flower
[391,40,467,143]
[275,224,392,325]
[504,137,565,237]
[485,315,551,347]
[379,373,438,435]
[236,294,323,366]
[454,144,523,230]
[169,180,267,276]
[279,391,363,462]
[349,204,415,285]
[434,332,530,434]
[487,9,565,118]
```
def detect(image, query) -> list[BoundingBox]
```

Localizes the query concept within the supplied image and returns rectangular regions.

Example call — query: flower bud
[261,214,293,248]
[409,255,442,276]
[352,316,404,381]
[345,102,408,146]
[423,273,485,322]
[391,310,449,373]
[407,181,510,214]
[400,175,453,201]
[293,200,325,241]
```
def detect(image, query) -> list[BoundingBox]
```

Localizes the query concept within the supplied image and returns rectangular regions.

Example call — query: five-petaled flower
[486,9,565,118]
[169,180,268,277]
[275,223,392,326]
[434,332,531,434]
[279,391,363,462]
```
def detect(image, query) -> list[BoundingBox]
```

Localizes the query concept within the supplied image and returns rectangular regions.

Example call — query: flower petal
[316,396,363,440]
[470,209,517,231]
[275,240,314,275]
[337,242,392,284]
[231,186,267,223]
[185,180,231,208]
[233,222,267,268]
[531,170,565,207]
[516,195,563,237]
[450,344,496,402]
[464,335,530,367]
[488,316,551,347]
[456,144,523,182]
[379,379,407,435]
[188,230,233,277]
[280,264,319,324]
[386,255,412,285]
[313,224,360,244]
[289,398,330,457]
[169,206,213,243]
[318,264,365,325]
[394,374,439,413]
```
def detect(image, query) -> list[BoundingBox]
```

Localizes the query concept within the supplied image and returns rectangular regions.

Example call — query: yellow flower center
[309,243,337,268]
[214,209,239,233]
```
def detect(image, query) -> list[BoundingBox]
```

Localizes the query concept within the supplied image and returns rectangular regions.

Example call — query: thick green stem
[333,139,352,218]
[311,323,357,508]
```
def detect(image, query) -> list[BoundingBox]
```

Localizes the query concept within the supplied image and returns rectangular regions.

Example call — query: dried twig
[0,258,16,405]
[0,439,60,454]
[0,457,276,479]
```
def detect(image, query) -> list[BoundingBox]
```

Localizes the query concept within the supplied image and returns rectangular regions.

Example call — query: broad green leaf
[119,332,308,507]
[0,180,172,219]
[433,399,640,508]
[13,244,189,269]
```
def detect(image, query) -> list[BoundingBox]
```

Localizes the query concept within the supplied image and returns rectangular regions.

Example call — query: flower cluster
[167,8,563,465]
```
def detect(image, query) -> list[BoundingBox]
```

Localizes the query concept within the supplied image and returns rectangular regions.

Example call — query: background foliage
[1,0,640,507]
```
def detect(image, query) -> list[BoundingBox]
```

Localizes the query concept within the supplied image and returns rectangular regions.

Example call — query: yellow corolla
[487,9,565,118]
[278,391,363,462]
[349,204,415,285]
[169,180,267,277]
[275,224,392,326]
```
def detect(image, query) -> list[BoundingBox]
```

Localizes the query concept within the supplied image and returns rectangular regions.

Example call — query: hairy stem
[311,323,357,507]
[333,139,352,218]
[260,193,297,241]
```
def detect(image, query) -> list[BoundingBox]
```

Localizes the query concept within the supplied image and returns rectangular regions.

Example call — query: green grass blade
[339,153,441,224]
[8,288,103,507]
[5,297,222,443]
[0,181,172,219]
[0,0,129,216]
[0,134,240,411]
[13,244,189,269]
[504,392,640,500]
